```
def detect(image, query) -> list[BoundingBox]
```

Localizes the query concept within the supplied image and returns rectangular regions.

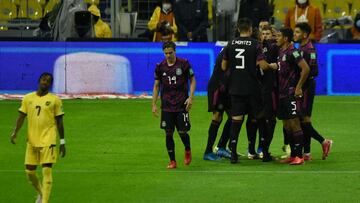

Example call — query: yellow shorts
[25,143,57,165]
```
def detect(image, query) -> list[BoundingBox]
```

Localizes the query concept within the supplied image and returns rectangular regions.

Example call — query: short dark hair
[162,41,176,50]
[261,25,272,32]
[279,27,293,42]
[38,72,54,84]
[295,22,312,36]
[237,18,252,33]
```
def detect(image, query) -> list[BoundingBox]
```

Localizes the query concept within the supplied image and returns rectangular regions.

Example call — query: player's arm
[221,46,229,71]
[296,59,310,98]
[221,59,228,71]
[257,60,278,71]
[185,75,196,112]
[10,112,26,144]
[152,80,160,117]
[56,115,66,157]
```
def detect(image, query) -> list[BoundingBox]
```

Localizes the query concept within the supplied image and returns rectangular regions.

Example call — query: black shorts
[302,79,316,117]
[262,90,278,118]
[207,88,231,112]
[231,94,263,118]
[277,96,303,120]
[160,110,191,132]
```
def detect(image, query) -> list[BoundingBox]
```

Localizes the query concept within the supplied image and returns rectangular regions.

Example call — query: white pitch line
[0,170,359,174]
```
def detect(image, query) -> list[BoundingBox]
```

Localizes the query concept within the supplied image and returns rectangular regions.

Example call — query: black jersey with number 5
[223,37,265,96]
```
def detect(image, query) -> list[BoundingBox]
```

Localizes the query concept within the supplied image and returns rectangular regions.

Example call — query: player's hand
[10,132,17,144]
[187,32,193,41]
[59,144,66,157]
[184,97,193,112]
[269,63,278,70]
[152,104,159,117]
[295,87,303,98]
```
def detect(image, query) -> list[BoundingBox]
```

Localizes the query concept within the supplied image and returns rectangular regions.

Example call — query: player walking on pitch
[10,72,65,203]
[152,41,196,169]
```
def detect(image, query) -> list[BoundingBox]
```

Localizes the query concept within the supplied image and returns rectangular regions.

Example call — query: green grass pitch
[1,96,360,202]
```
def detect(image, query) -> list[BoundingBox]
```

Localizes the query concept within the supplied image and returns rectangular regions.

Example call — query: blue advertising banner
[0,42,359,95]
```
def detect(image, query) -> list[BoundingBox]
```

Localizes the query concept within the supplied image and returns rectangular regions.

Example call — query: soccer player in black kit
[276,27,310,165]
[293,22,333,160]
[246,25,279,161]
[204,49,232,161]
[152,41,196,169]
[221,18,277,164]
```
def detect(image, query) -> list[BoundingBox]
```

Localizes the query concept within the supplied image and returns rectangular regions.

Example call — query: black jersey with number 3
[223,37,265,96]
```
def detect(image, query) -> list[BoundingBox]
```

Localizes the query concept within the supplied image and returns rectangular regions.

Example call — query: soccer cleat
[258,152,264,159]
[304,153,312,161]
[35,194,42,203]
[262,153,277,162]
[203,153,221,161]
[280,144,291,159]
[184,150,192,165]
[216,148,231,159]
[322,139,333,160]
[247,153,260,160]
[280,156,295,164]
[167,160,177,169]
[289,156,305,165]
[230,153,238,164]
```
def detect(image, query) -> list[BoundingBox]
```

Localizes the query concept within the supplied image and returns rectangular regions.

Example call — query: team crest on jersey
[46,101,51,106]
[161,121,167,128]
[310,53,316,59]
[282,54,286,61]
[293,51,300,58]
[176,68,182,76]
[163,72,167,76]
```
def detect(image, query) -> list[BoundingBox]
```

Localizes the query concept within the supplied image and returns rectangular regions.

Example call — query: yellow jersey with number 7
[19,92,64,147]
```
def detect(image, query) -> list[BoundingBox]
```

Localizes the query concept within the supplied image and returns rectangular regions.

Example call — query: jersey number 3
[235,48,245,69]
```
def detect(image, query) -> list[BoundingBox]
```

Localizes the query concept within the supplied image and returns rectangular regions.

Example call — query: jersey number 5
[235,48,245,69]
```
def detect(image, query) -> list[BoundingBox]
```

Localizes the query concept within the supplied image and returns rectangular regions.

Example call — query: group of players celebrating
[152,18,333,169]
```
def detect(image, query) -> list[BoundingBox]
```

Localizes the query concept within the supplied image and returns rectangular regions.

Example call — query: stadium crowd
[1,0,360,41]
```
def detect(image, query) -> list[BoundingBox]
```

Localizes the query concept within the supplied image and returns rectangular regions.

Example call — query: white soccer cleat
[35,194,42,203]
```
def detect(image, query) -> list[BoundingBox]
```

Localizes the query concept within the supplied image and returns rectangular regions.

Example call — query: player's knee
[178,131,188,135]
[26,165,37,171]
[42,167,53,183]
[212,112,223,122]
[232,115,243,121]
[165,129,174,137]
[289,121,301,132]
[25,169,36,177]
[301,116,311,123]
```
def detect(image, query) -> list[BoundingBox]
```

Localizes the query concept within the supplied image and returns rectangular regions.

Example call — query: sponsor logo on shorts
[161,121,166,128]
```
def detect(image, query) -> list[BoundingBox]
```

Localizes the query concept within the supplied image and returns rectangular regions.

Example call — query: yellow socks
[42,167,53,203]
[25,170,42,195]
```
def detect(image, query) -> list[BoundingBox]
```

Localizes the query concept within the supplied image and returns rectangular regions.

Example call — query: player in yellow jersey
[10,72,65,203]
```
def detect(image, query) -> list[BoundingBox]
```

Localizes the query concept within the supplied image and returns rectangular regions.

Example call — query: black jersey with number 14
[154,57,194,112]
